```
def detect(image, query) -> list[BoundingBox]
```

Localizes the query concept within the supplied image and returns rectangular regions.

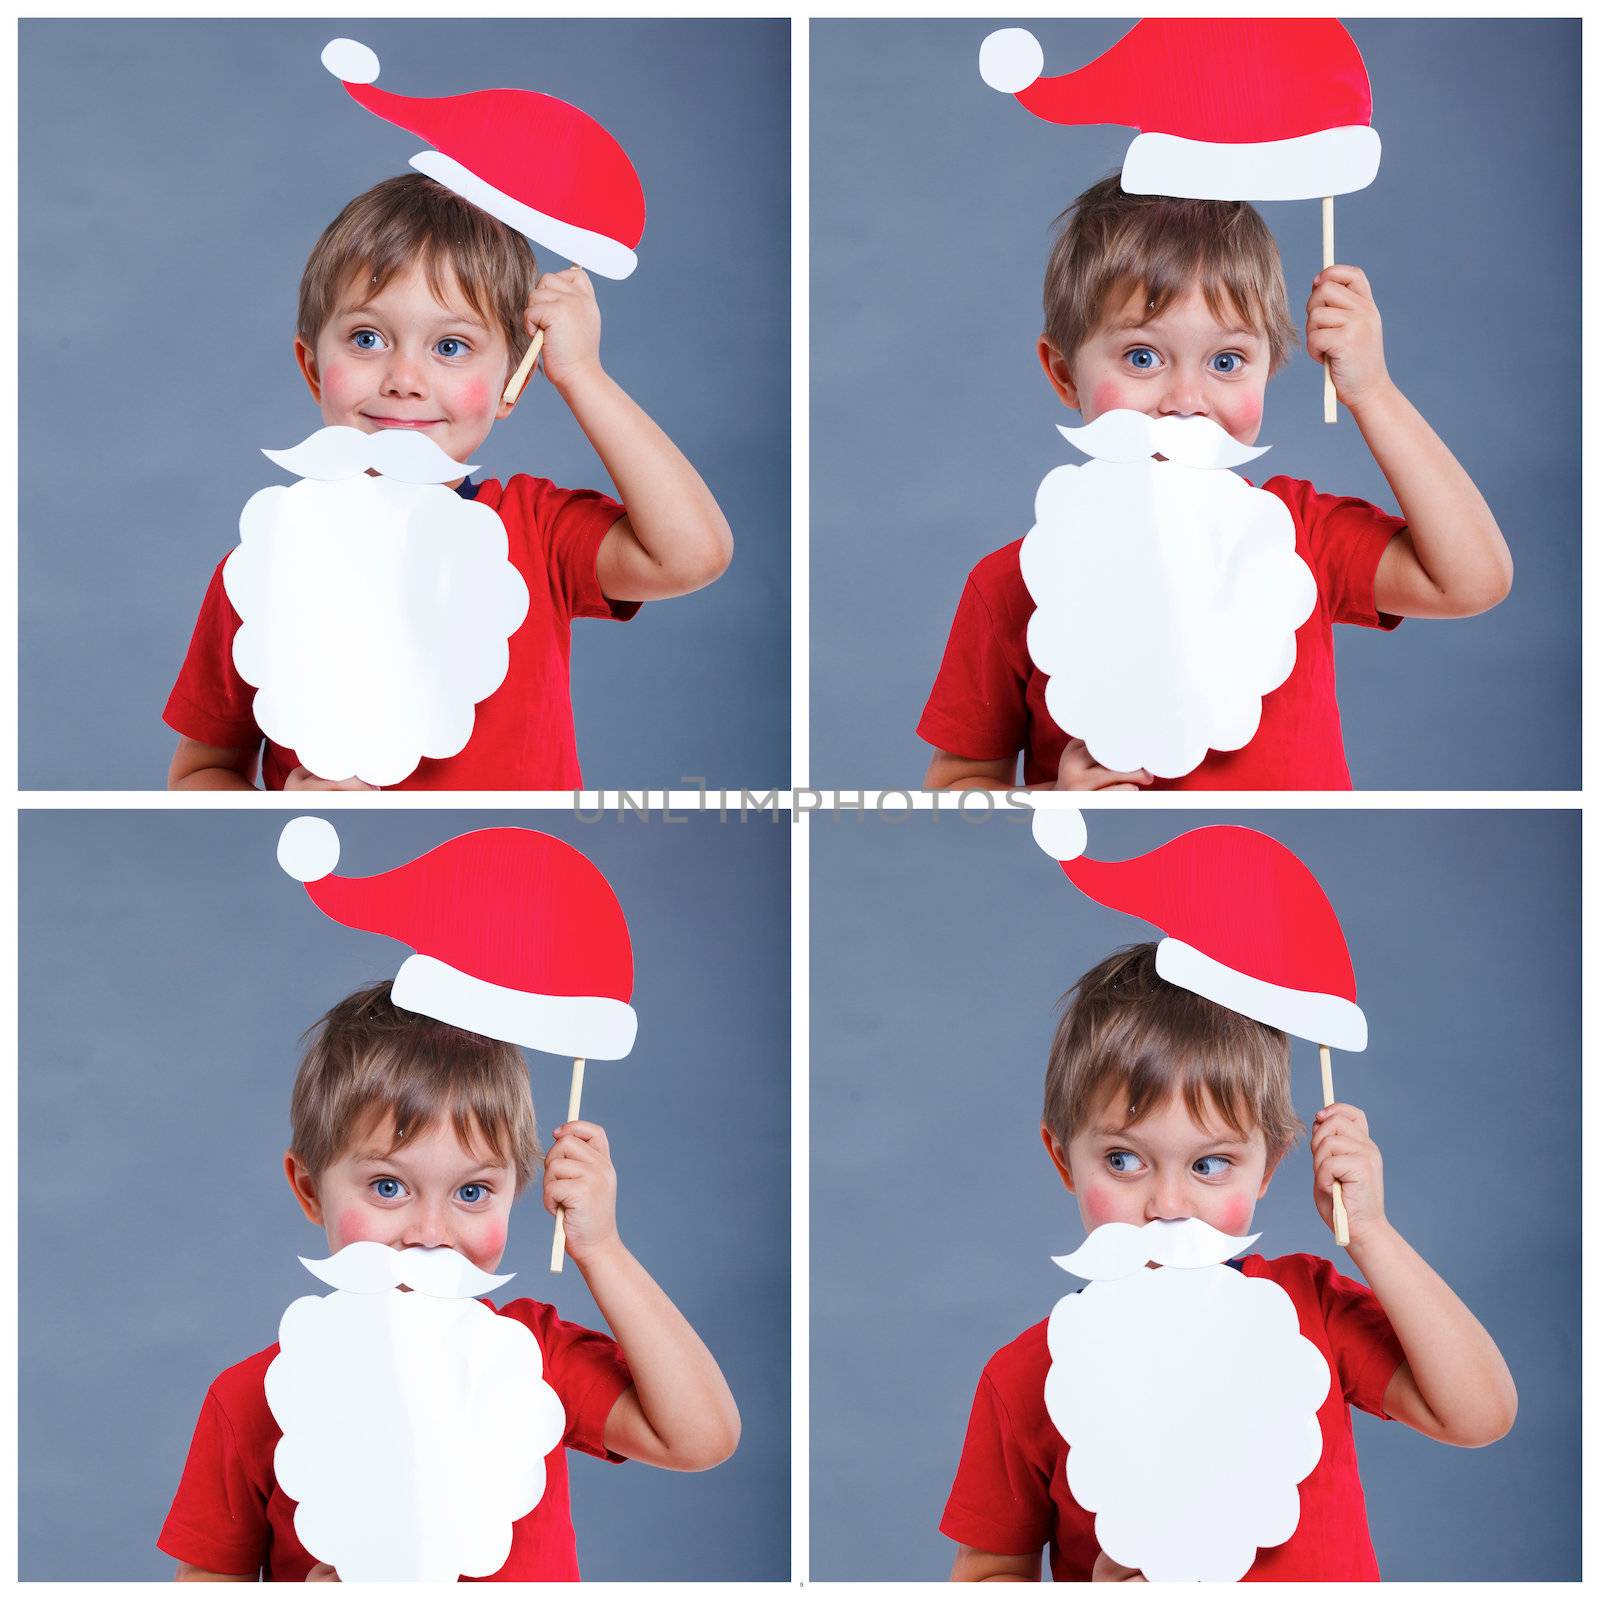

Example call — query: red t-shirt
[158,1297,634,1581]
[163,475,636,790]
[917,477,1404,789]
[940,1253,1406,1581]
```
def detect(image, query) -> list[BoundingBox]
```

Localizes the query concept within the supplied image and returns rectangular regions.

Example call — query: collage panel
[811,19,1577,791]
[20,17,790,793]
[19,809,789,1580]
[811,804,1577,1580]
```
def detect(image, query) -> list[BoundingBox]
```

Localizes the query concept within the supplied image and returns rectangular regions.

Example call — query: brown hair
[1044,944,1303,1159]
[289,982,541,1190]
[297,173,538,367]
[1042,172,1296,374]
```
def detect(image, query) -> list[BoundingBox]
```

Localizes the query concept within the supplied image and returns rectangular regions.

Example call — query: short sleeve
[162,558,264,750]
[534,482,639,624]
[939,1372,1053,1557]
[918,576,1028,762]
[509,1301,634,1463]
[1278,478,1406,632]
[1312,1257,1406,1420]
[156,1387,269,1577]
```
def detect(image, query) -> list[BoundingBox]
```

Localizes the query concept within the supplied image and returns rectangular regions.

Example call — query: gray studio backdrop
[20,810,789,1581]
[20,19,789,790]
[812,21,1579,789]
[811,807,1579,1580]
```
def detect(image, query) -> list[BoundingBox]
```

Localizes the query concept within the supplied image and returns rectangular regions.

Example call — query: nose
[380,347,427,400]
[1144,1174,1191,1223]
[399,1200,452,1250]
[1158,366,1207,417]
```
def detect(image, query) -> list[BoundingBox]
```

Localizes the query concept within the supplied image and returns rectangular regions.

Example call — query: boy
[159,982,740,1580]
[920,176,1512,790]
[165,174,732,790]
[941,944,1515,1581]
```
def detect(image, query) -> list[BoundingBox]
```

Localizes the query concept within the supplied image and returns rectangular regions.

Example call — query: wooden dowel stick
[502,328,545,408]
[1319,1043,1349,1247]
[549,1057,586,1272]
[1321,198,1337,425]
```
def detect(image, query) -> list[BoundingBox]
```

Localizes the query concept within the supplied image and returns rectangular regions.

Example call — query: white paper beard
[263,1244,565,1582]
[1020,414,1317,780]
[223,435,530,787]
[1044,1221,1330,1582]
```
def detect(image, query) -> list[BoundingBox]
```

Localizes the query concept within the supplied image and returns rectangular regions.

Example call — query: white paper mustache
[300,1241,515,1298]
[1054,1217,1260,1281]
[1058,408,1270,470]
[263,425,476,484]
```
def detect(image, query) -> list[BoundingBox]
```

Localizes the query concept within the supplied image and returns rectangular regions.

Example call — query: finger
[555,1120,610,1152]
[1315,264,1371,294]
[1316,1103,1369,1133]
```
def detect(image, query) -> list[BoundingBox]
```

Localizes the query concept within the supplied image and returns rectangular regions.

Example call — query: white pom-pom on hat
[980,28,1044,95]
[321,38,380,85]
[1030,804,1087,862]
[279,817,341,883]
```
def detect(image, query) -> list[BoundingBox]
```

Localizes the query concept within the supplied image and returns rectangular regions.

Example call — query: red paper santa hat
[979,19,1380,202]
[278,817,637,1059]
[321,38,645,280]
[1031,808,1366,1051]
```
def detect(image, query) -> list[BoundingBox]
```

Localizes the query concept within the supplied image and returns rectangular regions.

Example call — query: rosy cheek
[456,378,491,415]
[1089,379,1128,418]
[1218,1196,1254,1235]
[459,1216,507,1268]
[1077,1180,1129,1230]
[332,1206,385,1248]
[1228,394,1264,434]
[318,361,364,415]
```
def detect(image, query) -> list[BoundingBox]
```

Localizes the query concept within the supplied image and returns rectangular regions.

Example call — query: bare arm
[950,1544,1041,1581]
[1313,1104,1516,1447]
[546,1120,740,1471]
[168,736,259,791]
[924,740,1151,792]
[522,268,733,603]
[1307,265,1512,619]
[173,1561,254,1581]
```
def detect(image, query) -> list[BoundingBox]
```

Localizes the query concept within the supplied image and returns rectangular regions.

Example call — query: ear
[1038,337,1083,411]
[1256,1148,1283,1201]
[1040,1122,1077,1193]
[293,335,323,406]
[284,1151,325,1226]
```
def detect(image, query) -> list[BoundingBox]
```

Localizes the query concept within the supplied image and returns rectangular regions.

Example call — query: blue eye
[1107,1150,1145,1174]
[1209,352,1243,374]
[436,337,469,358]
[1125,347,1158,371]
[457,1183,487,1204]
[372,1177,405,1200]
[1193,1156,1232,1178]
[351,329,384,351]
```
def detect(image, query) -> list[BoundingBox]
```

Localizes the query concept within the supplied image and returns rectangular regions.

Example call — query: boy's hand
[1311,1102,1387,1247]
[1056,738,1153,792]
[284,766,377,792]
[525,267,603,393]
[305,1563,339,1581]
[543,1119,620,1265]
[1091,1551,1145,1582]
[1306,264,1393,413]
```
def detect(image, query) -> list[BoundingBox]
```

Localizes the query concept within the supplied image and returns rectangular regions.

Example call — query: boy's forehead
[1098,281,1263,343]
[1086,1081,1258,1144]
[333,259,490,329]
[340,1103,508,1170]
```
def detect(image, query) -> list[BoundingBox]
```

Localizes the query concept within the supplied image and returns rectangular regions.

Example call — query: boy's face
[1044,1084,1277,1241]
[1040,285,1271,447]
[294,259,518,474]
[285,1110,516,1276]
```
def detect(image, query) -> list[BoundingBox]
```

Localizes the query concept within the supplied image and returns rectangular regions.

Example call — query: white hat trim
[392,953,638,1060]
[410,151,639,280]
[1156,938,1368,1052]
[1121,125,1381,202]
